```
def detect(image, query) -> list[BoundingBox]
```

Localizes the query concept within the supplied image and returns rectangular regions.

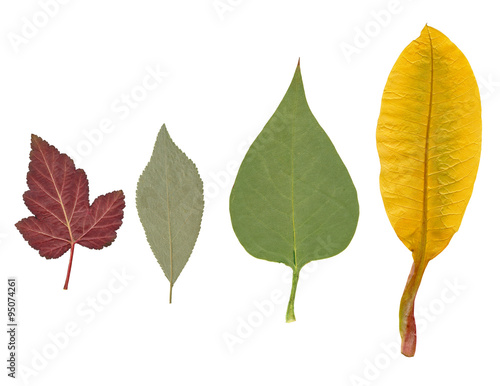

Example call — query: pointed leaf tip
[30,134,44,148]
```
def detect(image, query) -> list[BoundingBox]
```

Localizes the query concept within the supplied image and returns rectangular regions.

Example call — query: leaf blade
[230,62,359,321]
[377,25,481,261]
[78,190,126,249]
[136,125,204,302]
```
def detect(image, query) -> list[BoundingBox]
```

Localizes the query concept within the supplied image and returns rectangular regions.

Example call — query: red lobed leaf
[15,135,125,289]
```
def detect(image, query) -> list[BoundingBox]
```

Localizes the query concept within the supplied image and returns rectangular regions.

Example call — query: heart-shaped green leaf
[230,61,359,322]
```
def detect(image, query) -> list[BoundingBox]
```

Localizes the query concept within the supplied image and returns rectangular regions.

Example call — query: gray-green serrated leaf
[136,125,204,303]
[229,61,359,322]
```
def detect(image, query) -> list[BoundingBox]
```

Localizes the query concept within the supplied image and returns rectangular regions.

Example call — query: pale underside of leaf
[136,125,204,301]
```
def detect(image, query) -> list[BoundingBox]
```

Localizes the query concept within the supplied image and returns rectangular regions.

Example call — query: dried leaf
[376,25,481,356]
[16,135,125,289]
[230,61,359,322]
[136,125,204,303]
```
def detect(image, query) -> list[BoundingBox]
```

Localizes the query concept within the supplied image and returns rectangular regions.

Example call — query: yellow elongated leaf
[376,25,481,356]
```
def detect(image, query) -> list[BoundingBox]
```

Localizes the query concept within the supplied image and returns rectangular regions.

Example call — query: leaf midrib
[40,145,74,244]
[165,153,174,284]
[420,26,434,261]
[290,75,299,269]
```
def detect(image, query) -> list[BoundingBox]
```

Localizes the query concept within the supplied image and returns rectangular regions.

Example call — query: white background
[1,0,499,385]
